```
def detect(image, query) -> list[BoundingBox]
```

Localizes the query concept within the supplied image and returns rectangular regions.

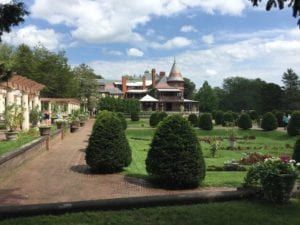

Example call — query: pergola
[40,98,81,117]
[0,74,45,130]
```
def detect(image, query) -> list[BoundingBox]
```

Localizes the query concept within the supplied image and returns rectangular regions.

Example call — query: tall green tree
[195,81,218,112]
[282,69,300,110]
[261,83,283,112]
[11,44,34,77]
[0,0,29,41]
[73,64,99,111]
[183,77,196,99]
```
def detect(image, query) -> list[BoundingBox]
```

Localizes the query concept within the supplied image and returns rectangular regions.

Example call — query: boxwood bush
[223,111,234,126]
[146,115,206,189]
[275,111,284,127]
[199,113,213,130]
[261,112,278,131]
[287,111,300,136]
[238,113,252,130]
[158,111,168,122]
[293,138,300,163]
[116,112,127,130]
[215,111,224,125]
[188,113,198,127]
[149,112,160,127]
[249,110,259,121]
[86,111,132,173]
[130,111,139,121]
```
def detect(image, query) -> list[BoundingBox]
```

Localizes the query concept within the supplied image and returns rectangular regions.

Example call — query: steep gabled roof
[140,94,158,102]
[155,75,173,89]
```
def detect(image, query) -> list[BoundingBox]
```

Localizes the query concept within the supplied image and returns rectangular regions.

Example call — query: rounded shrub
[249,110,259,121]
[293,138,300,163]
[238,113,252,130]
[275,111,284,127]
[86,111,132,173]
[223,111,234,126]
[199,113,213,130]
[188,113,198,127]
[116,112,127,130]
[261,112,278,131]
[158,111,168,122]
[146,115,206,189]
[287,111,300,136]
[130,111,139,121]
[215,111,224,125]
[149,112,160,127]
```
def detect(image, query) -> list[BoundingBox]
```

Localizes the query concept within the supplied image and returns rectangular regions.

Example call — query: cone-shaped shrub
[146,115,205,189]
[238,113,252,130]
[275,111,284,127]
[215,111,224,125]
[293,138,300,163]
[86,111,132,173]
[287,111,300,136]
[223,111,234,126]
[199,113,213,130]
[261,112,278,131]
[188,113,198,127]
[149,112,160,127]
[130,111,139,121]
[116,112,127,130]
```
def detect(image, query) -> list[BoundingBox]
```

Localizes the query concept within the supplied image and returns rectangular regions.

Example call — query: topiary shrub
[275,111,284,127]
[223,111,234,126]
[149,112,160,127]
[199,113,213,130]
[249,110,259,121]
[238,113,252,130]
[293,138,300,163]
[287,111,300,136]
[188,114,198,127]
[130,111,139,121]
[215,111,224,125]
[158,111,168,122]
[146,115,206,189]
[86,111,132,173]
[261,112,278,131]
[116,112,127,130]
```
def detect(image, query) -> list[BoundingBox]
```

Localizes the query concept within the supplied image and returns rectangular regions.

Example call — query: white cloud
[30,0,248,44]
[151,37,192,50]
[88,28,300,88]
[202,34,215,45]
[127,48,144,57]
[2,25,65,50]
[0,0,11,4]
[180,25,197,33]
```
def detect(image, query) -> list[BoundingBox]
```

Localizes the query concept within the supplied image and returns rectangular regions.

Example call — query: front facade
[97,60,198,112]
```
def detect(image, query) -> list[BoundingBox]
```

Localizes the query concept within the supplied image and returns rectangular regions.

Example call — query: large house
[97,60,198,112]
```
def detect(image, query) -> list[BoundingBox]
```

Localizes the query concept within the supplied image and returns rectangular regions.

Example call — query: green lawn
[1,199,299,225]
[124,121,298,187]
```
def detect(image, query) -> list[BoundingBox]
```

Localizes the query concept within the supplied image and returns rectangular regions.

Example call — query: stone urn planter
[39,126,51,136]
[5,131,19,141]
[79,121,85,127]
[70,121,80,133]
[55,119,67,130]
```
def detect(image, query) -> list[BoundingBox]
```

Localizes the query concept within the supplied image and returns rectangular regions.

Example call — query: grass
[1,199,299,225]
[124,120,298,187]
[0,131,39,156]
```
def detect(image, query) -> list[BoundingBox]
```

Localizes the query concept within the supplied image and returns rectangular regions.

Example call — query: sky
[1,0,300,88]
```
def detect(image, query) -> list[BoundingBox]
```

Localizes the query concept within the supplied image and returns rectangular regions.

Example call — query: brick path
[0,119,234,206]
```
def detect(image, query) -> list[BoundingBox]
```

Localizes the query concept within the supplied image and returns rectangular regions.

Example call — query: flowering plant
[244,157,298,203]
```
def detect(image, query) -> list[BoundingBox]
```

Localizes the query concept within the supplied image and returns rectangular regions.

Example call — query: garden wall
[0,129,68,179]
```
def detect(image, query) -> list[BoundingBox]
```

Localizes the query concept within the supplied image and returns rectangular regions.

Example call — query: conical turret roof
[168,58,184,82]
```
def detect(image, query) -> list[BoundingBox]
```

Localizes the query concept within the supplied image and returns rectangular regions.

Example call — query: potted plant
[38,124,51,136]
[29,106,42,127]
[79,113,87,127]
[227,129,237,149]
[244,157,298,204]
[55,118,67,129]
[69,111,80,133]
[4,104,24,141]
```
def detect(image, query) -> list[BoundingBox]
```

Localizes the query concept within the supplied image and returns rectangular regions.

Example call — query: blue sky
[1,0,300,88]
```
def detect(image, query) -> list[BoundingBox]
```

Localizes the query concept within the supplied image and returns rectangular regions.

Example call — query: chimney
[122,76,128,94]
[159,71,166,78]
[151,68,156,88]
[142,76,146,90]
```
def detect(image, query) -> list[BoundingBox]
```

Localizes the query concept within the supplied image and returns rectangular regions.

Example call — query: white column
[0,93,4,115]
[67,103,71,114]
[33,95,40,109]
[48,102,52,119]
[22,93,30,130]
[6,89,14,106]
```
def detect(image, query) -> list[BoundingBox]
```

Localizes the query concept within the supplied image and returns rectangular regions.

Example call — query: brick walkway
[0,120,234,206]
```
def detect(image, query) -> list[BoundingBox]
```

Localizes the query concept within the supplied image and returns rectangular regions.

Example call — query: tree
[250,0,300,27]
[0,0,29,41]
[146,115,205,189]
[287,111,300,136]
[195,81,218,112]
[238,114,252,130]
[199,113,213,130]
[282,69,300,110]
[11,44,34,77]
[183,77,196,99]
[261,112,278,131]
[73,64,99,112]
[261,83,283,112]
